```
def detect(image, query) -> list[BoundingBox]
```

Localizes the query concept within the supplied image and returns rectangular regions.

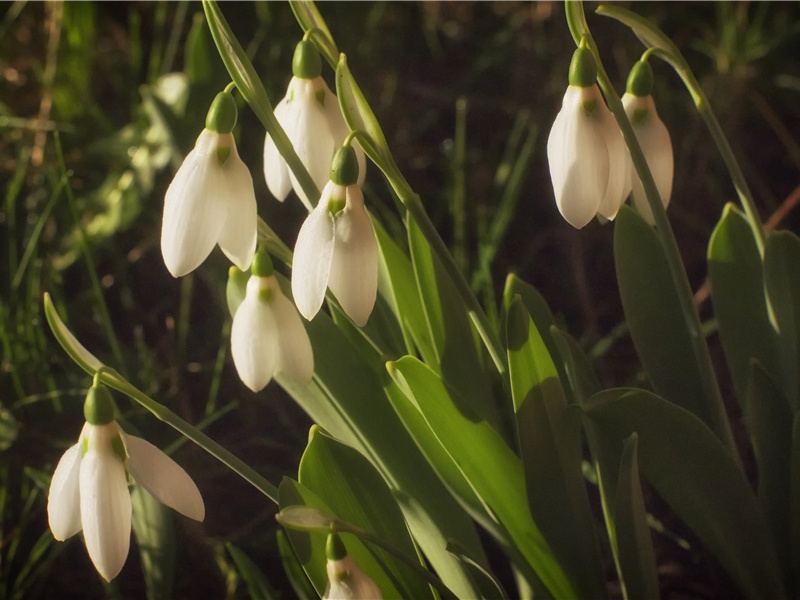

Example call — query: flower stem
[565,0,740,464]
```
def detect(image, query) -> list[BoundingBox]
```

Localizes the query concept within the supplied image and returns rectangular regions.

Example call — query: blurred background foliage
[0,1,798,598]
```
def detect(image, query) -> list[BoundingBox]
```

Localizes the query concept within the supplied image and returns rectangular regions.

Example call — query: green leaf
[43,292,104,375]
[505,297,606,599]
[613,434,659,600]
[763,230,800,410]
[746,363,794,590]
[131,486,176,600]
[445,539,510,600]
[288,0,338,67]
[550,326,602,404]
[227,543,276,600]
[388,356,575,599]
[297,428,433,600]
[613,205,713,428]
[583,388,785,599]
[708,204,780,405]
[277,529,318,600]
[791,413,800,591]
[407,215,498,429]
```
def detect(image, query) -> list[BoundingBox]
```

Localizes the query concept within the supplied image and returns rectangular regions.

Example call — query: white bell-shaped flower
[161,91,257,277]
[547,45,631,229]
[322,532,383,600]
[231,252,314,392]
[263,40,365,206]
[48,384,204,582]
[291,146,377,327]
[622,60,674,225]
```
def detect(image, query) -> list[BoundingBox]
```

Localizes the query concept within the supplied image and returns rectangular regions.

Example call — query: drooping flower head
[291,144,378,327]
[230,250,314,392]
[47,383,204,581]
[322,531,383,600]
[161,89,257,277]
[547,40,631,229]
[264,39,366,206]
[622,59,674,225]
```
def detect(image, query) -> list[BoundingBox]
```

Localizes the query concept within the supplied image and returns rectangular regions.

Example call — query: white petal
[48,443,83,541]
[123,433,205,521]
[291,183,336,320]
[323,557,383,600]
[596,104,632,221]
[264,99,293,202]
[624,94,674,224]
[80,424,131,582]
[231,277,280,391]
[161,130,228,277]
[217,142,258,271]
[270,284,314,383]
[547,86,607,229]
[329,187,378,327]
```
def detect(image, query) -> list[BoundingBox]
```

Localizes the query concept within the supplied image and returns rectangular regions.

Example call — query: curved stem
[565,1,740,464]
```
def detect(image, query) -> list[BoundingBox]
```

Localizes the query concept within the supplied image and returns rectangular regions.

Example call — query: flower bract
[47,421,204,581]
[231,274,314,392]
[161,129,257,277]
[291,181,378,327]
[623,92,674,224]
[547,84,631,228]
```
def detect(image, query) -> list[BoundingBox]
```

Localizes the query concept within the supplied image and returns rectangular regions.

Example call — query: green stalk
[43,293,280,503]
[595,4,765,255]
[565,1,739,463]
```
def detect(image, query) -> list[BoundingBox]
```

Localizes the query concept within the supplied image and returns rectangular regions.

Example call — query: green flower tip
[293,39,322,79]
[84,383,115,425]
[326,531,348,561]
[568,44,597,88]
[206,91,238,133]
[330,145,359,186]
[626,60,654,97]
[251,249,274,278]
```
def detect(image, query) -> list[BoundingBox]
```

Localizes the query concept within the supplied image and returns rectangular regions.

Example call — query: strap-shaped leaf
[506,296,606,599]
[613,434,659,600]
[708,204,780,405]
[583,388,785,599]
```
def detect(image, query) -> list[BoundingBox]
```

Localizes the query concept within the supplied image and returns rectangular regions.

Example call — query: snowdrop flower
[622,60,674,225]
[292,145,377,327]
[47,383,204,582]
[231,250,314,392]
[263,39,365,206]
[323,531,383,600]
[547,43,631,229]
[161,89,257,277]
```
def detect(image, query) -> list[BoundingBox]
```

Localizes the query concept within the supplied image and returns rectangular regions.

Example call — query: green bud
[205,91,238,133]
[330,145,359,186]
[292,40,322,79]
[626,60,654,97]
[83,383,115,426]
[326,531,348,561]
[568,44,597,88]
[251,249,274,278]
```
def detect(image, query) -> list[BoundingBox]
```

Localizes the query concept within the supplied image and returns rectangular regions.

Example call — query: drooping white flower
[547,44,631,229]
[322,532,383,600]
[292,167,378,328]
[161,91,257,277]
[263,40,365,206]
[622,60,674,225]
[47,384,204,582]
[231,258,314,392]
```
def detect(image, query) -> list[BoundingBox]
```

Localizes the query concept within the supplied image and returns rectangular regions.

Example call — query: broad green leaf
[613,205,713,428]
[43,292,104,375]
[550,326,601,404]
[408,215,497,429]
[445,538,510,600]
[131,486,175,600]
[277,530,318,600]
[613,434,659,600]
[708,204,780,404]
[506,297,606,599]
[227,543,276,600]
[583,388,785,599]
[297,427,433,600]
[746,363,793,589]
[763,230,800,410]
[388,356,575,599]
